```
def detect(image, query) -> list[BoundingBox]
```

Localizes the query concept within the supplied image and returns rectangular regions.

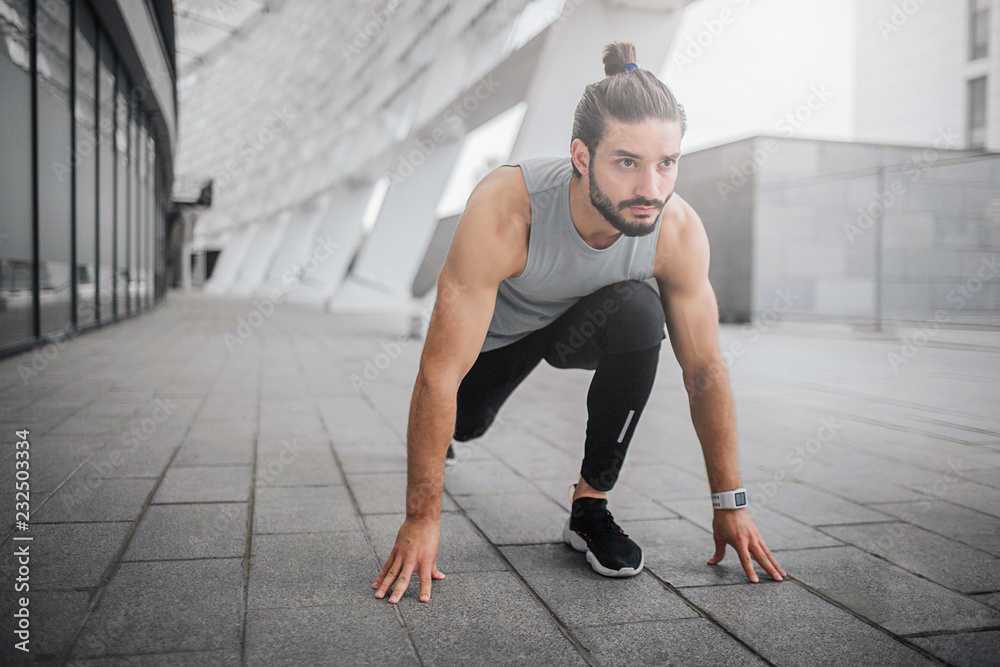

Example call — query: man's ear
[570,138,591,176]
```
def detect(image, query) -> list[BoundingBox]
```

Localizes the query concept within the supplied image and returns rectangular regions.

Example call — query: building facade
[677,136,1000,326]
[0,0,176,358]
[856,0,1000,151]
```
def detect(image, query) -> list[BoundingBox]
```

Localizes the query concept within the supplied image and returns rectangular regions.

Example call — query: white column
[509,1,688,161]
[284,183,376,307]
[330,134,465,313]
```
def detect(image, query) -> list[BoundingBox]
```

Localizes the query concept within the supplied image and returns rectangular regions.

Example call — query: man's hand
[373,516,446,603]
[707,508,787,583]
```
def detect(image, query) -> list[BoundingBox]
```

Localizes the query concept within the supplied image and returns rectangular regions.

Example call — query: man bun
[603,42,638,76]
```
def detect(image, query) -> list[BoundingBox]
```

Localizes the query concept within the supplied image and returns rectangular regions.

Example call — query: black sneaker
[445,443,457,466]
[563,497,643,577]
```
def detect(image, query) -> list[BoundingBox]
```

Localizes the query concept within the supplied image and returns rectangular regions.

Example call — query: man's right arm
[372,166,529,604]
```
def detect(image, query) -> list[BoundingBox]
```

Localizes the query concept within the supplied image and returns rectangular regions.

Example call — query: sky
[659,0,857,152]
[437,0,857,215]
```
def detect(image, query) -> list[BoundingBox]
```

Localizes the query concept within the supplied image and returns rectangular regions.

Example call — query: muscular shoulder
[653,192,710,287]
[448,165,531,281]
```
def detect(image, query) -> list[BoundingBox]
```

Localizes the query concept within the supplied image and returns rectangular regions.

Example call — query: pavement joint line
[901,625,1000,638]
[786,576,950,664]
[326,389,426,665]
[236,362,261,667]
[445,488,602,667]
[640,567,778,667]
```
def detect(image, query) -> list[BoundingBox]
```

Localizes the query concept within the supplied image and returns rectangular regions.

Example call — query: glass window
[75,2,98,328]
[129,112,142,312]
[145,127,156,309]
[970,0,990,60]
[116,70,130,317]
[0,0,34,348]
[36,0,73,336]
[97,31,115,320]
[968,76,988,149]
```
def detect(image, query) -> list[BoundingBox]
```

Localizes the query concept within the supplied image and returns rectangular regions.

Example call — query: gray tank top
[481,156,662,352]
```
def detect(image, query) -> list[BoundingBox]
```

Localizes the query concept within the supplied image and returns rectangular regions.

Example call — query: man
[373,42,786,604]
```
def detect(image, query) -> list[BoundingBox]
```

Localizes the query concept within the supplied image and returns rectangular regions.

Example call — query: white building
[855,0,999,151]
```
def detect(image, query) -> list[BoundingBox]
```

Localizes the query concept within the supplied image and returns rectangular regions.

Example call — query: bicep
[657,214,724,376]
[418,180,523,388]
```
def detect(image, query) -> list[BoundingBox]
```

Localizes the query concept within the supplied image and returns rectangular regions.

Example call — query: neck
[568,174,622,250]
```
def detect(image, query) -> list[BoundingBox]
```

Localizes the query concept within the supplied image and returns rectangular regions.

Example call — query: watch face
[734,492,746,506]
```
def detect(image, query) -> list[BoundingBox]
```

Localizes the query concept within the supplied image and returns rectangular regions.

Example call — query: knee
[601,281,665,354]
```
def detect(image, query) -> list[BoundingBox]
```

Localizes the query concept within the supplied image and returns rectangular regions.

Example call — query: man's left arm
[654,200,786,583]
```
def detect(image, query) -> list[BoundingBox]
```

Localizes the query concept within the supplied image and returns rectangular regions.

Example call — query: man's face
[585,117,683,237]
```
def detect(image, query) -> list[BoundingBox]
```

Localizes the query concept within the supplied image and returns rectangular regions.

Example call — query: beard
[588,168,669,238]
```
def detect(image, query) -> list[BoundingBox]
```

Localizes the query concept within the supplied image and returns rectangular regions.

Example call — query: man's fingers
[373,551,397,589]
[707,536,726,565]
[389,566,414,604]
[737,544,758,582]
[752,540,783,581]
[375,554,403,599]
[432,567,446,580]
[762,541,786,577]
[418,564,433,603]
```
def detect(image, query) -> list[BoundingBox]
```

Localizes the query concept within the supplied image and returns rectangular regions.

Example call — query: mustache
[619,196,665,210]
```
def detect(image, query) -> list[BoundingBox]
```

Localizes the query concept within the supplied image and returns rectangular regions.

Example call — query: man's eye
[619,159,635,167]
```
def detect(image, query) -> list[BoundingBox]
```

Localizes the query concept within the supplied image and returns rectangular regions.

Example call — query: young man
[373,42,786,604]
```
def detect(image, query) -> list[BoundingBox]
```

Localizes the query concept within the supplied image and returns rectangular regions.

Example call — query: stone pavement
[0,290,998,666]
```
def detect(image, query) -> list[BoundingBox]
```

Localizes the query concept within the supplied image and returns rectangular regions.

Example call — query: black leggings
[454,280,665,491]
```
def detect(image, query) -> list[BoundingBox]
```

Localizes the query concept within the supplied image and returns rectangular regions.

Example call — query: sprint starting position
[373,42,785,604]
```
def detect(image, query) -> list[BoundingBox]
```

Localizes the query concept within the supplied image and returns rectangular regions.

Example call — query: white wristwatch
[712,487,748,510]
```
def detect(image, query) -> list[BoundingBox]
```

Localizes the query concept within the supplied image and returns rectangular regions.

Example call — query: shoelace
[576,509,629,540]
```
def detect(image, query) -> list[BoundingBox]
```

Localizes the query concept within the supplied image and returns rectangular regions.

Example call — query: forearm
[686,364,742,493]
[404,367,457,520]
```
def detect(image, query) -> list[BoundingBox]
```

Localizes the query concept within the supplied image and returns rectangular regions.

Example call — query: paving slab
[754,481,894,526]
[123,503,247,561]
[0,589,90,660]
[245,604,417,667]
[254,450,340,487]
[151,465,251,503]
[32,477,157,523]
[174,437,254,466]
[820,522,1000,593]
[911,630,1000,667]
[398,570,586,666]
[0,522,130,590]
[500,544,697,627]
[573,618,766,666]
[778,546,1000,634]
[455,491,567,545]
[69,558,243,658]
[252,485,360,534]
[683,582,937,665]
[870,499,1000,557]
[442,459,538,496]
[248,531,373,609]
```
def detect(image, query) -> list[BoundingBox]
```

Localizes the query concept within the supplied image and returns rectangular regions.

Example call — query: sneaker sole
[562,518,644,578]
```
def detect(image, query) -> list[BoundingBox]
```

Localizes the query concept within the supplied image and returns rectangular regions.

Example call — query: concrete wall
[679,136,1000,324]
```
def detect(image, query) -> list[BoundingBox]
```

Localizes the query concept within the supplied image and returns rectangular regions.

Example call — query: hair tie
[621,62,638,72]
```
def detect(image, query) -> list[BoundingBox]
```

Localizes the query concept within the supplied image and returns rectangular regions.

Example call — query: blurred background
[1,0,998,358]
